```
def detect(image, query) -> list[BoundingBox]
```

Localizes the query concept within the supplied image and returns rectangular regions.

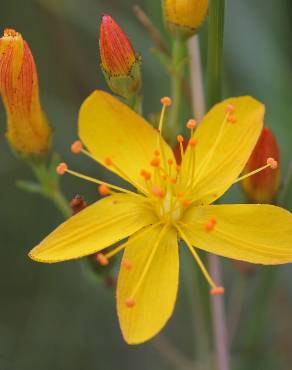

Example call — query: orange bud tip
[125,298,135,308]
[210,286,225,296]
[152,186,165,198]
[186,119,197,129]
[226,104,235,113]
[56,163,68,175]
[96,253,109,266]
[104,157,113,166]
[227,115,237,124]
[160,96,172,106]
[98,184,111,196]
[267,157,278,169]
[70,140,83,154]
[177,134,184,143]
[150,157,160,167]
[122,259,133,270]
[188,138,198,147]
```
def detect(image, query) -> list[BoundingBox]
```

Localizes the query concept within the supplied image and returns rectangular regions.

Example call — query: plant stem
[168,37,187,145]
[31,161,71,218]
[205,1,229,370]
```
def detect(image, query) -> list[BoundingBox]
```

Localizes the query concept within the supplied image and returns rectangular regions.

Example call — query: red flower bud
[99,15,141,99]
[242,127,280,203]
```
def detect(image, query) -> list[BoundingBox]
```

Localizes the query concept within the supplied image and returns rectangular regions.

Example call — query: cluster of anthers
[56,96,278,304]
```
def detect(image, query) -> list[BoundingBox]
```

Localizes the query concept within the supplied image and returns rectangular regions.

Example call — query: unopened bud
[0,29,51,156]
[163,0,209,38]
[242,127,280,203]
[99,15,141,99]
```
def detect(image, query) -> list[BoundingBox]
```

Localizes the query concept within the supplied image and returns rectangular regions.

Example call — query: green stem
[168,37,187,145]
[205,1,229,370]
[31,161,71,218]
[206,0,225,109]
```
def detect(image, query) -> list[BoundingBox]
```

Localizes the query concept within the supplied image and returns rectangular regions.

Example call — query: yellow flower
[29,91,292,344]
[0,28,51,156]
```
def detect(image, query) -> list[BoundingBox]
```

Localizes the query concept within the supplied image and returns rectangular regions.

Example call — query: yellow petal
[29,194,157,263]
[181,96,264,205]
[180,204,292,264]
[79,90,174,192]
[117,225,179,344]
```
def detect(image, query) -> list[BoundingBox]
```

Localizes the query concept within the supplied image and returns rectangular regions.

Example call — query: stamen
[225,104,235,113]
[98,184,111,196]
[186,119,197,129]
[227,114,236,124]
[150,157,160,167]
[181,199,191,208]
[188,138,198,147]
[71,140,83,154]
[160,96,172,107]
[56,162,68,175]
[158,96,172,134]
[234,157,278,184]
[210,287,225,295]
[96,253,109,266]
[177,135,185,162]
[152,186,165,198]
[167,159,173,166]
[104,157,113,166]
[140,170,151,181]
[125,298,135,308]
[205,217,217,232]
[61,166,139,196]
[176,224,222,291]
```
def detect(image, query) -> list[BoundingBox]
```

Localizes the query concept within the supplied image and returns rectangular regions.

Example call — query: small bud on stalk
[242,127,280,204]
[0,29,51,157]
[163,0,209,38]
[99,15,141,99]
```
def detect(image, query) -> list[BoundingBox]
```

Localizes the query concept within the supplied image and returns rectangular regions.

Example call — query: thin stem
[168,37,187,145]
[31,161,71,218]
[194,0,229,369]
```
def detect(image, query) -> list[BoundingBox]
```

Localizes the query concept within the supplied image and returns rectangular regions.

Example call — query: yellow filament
[128,224,170,299]
[176,223,217,289]
[65,169,139,197]
[233,163,272,184]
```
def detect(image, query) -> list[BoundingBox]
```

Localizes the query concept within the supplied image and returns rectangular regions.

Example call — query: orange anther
[267,157,278,169]
[123,259,133,270]
[186,119,197,129]
[140,169,151,181]
[167,158,173,166]
[56,162,68,175]
[154,149,160,157]
[152,186,165,198]
[226,104,235,113]
[150,157,160,167]
[160,96,172,106]
[98,184,111,196]
[188,138,198,147]
[105,157,113,166]
[210,286,225,296]
[125,298,135,308]
[176,191,184,198]
[96,253,109,266]
[170,178,177,184]
[177,135,184,143]
[205,217,217,232]
[181,199,191,208]
[227,115,237,124]
[70,140,83,154]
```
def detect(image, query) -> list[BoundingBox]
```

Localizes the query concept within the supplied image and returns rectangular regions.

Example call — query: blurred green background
[0,1,291,369]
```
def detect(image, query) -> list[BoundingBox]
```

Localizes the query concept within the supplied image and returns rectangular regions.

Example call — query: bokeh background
[0,1,291,369]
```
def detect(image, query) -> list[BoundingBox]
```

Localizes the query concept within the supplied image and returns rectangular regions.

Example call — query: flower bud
[0,29,51,156]
[163,0,209,38]
[99,15,141,99]
[242,127,280,204]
